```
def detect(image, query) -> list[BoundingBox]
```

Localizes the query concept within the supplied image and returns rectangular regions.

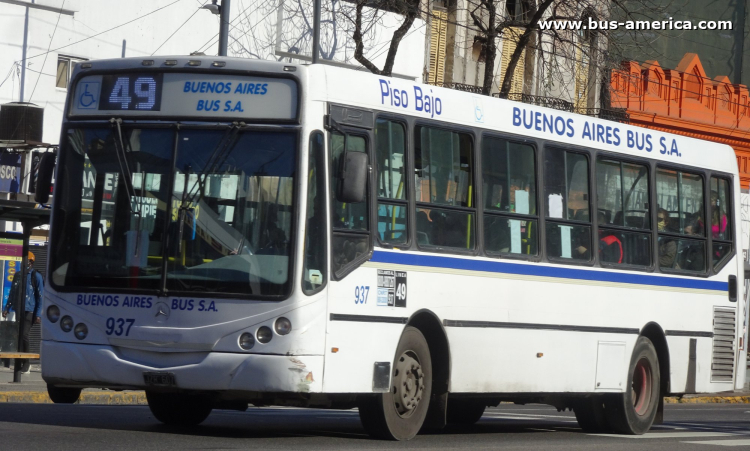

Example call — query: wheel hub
[632,358,653,416]
[392,351,424,417]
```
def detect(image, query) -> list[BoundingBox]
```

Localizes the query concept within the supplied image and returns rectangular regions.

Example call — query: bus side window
[414,125,475,251]
[710,176,733,271]
[303,132,327,294]
[482,136,537,256]
[330,132,370,278]
[656,168,706,273]
[544,148,591,262]
[375,119,408,246]
[596,159,651,267]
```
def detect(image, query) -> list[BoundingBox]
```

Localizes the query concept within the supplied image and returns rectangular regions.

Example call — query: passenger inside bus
[709,190,728,239]
[598,212,623,264]
[657,208,677,268]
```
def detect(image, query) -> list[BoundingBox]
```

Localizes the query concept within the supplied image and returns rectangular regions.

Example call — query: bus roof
[305,64,738,176]
[69,56,737,175]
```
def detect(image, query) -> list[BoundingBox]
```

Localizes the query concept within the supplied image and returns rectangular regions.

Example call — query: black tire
[146,391,213,427]
[606,336,660,435]
[573,396,610,432]
[358,326,432,440]
[47,384,81,404]
[446,398,485,425]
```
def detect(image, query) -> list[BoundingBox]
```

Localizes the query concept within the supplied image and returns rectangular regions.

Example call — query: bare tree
[469,0,554,96]
[464,0,675,103]
[229,0,380,65]
[349,0,422,76]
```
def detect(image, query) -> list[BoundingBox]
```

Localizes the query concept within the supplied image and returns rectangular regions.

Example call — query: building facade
[611,53,750,190]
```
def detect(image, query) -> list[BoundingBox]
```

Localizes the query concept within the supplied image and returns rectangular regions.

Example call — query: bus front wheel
[47,384,81,404]
[358,326,433,440]
[146,391,213,427]
[606,336,660,435]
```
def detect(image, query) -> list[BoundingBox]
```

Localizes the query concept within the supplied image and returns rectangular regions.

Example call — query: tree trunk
[497,0,555,98]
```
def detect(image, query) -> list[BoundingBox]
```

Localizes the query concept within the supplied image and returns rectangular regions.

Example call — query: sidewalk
[0,366,146,404]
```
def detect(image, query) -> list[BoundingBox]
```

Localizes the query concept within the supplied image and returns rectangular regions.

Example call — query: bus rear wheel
[358,326,432,440]
[146,391,213,427]
[47,384,81,404]
[446,398,486,425]
[606,336,660,435]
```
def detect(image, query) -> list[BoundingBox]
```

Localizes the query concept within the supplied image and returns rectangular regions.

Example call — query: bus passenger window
[375,119,408,246]
[414,125,474,250]
[482,136,537,256]
[596,159,651,267]
[544,148,591,261]
[710,176,733,270]
[656,168,705,272]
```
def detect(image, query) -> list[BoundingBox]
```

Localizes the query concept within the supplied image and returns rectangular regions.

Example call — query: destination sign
[70,73,298,120]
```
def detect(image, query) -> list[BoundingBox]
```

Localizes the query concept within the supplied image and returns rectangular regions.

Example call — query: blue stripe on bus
[369,251,729,292]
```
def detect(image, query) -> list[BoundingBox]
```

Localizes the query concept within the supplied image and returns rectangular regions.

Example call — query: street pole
[13,226,30,383]
[218,0,231,57]
[312,0,321,64]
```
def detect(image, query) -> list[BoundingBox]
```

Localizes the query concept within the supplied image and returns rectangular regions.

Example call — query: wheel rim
[632,357,653,416]
[392,350,425,418]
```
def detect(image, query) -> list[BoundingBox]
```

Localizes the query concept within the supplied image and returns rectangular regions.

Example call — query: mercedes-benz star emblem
[154,302,170,322]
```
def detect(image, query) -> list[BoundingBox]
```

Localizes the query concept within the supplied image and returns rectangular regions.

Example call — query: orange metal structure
[611,53,750,189]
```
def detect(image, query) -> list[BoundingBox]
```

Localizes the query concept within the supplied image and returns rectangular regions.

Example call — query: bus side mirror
[34,152,57,204]
[337,151,368,204]
[744,261,750,280]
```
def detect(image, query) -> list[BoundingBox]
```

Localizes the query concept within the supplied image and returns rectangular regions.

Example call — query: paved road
[0,403,748,450]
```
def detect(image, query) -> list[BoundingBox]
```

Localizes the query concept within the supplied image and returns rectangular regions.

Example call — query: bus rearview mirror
[337,151,367,204]
[35,152,57,204]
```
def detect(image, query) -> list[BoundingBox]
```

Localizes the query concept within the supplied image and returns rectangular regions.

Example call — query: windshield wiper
[110,118,144,257]
[175,123,242,253]
[180,122,243,209]
[109,118,137,213]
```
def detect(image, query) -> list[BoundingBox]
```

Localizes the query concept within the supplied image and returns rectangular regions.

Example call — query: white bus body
[41,57,744,438]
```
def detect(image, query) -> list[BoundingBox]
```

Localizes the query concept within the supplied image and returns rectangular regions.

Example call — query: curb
[665,396,750,404]
[0,391,147,405]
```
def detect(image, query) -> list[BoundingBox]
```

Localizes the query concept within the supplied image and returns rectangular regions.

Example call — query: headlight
[60,316,74,332]
[47,305,60,323]
[239,332,255,350]
[74,323,88,340]
[256,326,273,344]
[274,317,292,335]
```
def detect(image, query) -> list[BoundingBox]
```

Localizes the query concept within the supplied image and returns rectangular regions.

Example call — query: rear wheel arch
[640,322,670,395]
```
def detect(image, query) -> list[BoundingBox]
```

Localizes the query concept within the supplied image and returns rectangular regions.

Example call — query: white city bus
[40,56,746,440]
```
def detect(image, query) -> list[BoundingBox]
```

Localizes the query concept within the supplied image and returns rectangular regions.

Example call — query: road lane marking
[483,412,576,420]
[590,432,738,439]
[682,439,750,446]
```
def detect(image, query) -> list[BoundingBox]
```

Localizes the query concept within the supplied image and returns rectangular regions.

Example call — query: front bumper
[41,340,323,393]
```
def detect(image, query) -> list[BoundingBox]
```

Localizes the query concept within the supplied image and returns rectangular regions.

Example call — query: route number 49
[109,76,157,110]
[395,282,406,301]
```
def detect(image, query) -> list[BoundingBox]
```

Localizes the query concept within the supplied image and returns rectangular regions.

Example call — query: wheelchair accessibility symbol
[77,82,99,109]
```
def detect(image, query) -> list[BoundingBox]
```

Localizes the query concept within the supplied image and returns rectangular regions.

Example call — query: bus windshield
[50,126,297,297]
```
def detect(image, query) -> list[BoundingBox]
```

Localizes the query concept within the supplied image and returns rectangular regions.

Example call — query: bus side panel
[448,329,636,393]
[323,266,403,393]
